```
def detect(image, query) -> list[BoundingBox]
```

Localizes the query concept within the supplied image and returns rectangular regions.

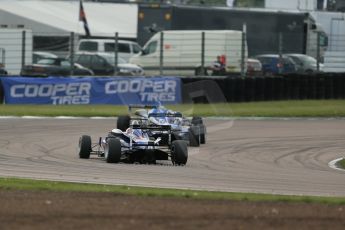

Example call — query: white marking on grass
[328,158,345,172]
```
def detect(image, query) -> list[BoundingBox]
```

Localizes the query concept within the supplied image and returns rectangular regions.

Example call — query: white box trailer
[130,30,247,76]
[311,11,345,72]
[0,29,32,75]
[265,0,318,10]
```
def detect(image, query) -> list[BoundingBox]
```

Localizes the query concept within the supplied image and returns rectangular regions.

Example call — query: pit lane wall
[0,77,181,105]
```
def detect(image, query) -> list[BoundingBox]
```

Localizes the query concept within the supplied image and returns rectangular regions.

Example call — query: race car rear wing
[131,123,171,131]
[148,112,182,118]
[128,104,157,112]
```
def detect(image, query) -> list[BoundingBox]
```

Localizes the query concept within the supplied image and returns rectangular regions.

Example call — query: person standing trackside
[211,55,226,76]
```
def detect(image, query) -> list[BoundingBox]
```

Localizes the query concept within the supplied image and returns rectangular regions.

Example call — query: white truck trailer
[130,30,247,76]
[0,29,33,75]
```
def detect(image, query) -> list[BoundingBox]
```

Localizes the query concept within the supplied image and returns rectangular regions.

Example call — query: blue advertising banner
[0,77,181,105]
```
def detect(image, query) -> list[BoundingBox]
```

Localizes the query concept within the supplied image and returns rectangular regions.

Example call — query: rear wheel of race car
[117,115,130,132]
[171,140,188,165]
[188,126,200,147]
[200,124,206,144]
[200,133,206,144]
[105,138,122,163]
[79,135,91,159]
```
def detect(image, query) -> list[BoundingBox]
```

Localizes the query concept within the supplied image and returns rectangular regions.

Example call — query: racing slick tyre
[200,133,206,144]
[200,124,206,144]
[117,115,130,132]
[79,135,92,159]
[188,126,200,147]
[171,140,188,165]
[105,138,122,163]
[191,116,203,125]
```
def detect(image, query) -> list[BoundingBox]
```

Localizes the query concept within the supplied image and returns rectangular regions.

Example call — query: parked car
[77,39,142,62]
[285,53,324,73]
[33,51,58,64]
[73,52,144,76]
[20,57,94,77]
[255,54,297,75]
[247,58,262,75]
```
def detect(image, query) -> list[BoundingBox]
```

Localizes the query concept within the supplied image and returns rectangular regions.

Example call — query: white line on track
[328,157,345,172]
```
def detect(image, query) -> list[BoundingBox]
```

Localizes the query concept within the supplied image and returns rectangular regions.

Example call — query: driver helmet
[150,107,167,115]
[132,120,139,126]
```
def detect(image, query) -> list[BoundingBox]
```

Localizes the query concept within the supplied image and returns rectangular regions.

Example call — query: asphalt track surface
[0,117,344,196]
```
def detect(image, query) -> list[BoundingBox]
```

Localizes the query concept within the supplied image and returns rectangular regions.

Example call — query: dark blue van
[255,54,297,75]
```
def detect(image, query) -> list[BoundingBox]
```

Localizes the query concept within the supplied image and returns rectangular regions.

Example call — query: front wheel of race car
[79,135,91,159]
[117,115,130,131]
[105,138,122,163]
[171,140,188,165]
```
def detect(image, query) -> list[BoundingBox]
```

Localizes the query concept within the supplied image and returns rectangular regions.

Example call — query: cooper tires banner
[0,77,181,105]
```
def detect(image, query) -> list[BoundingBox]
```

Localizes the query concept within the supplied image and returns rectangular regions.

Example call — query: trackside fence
[0,30,333,76]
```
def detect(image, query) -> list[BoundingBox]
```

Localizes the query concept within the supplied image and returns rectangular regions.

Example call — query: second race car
[116,104,206,147]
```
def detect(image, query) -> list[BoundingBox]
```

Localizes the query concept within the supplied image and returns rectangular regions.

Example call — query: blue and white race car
[78,120,188,165]
[117,104,206,147]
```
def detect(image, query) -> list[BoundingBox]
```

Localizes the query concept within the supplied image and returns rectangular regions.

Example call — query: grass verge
[338,158,345,170]
[1,100,345,117]
[1,177,345,205]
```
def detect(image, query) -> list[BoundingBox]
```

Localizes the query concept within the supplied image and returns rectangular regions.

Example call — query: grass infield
[1,177,345,204]
[338,159,345,170]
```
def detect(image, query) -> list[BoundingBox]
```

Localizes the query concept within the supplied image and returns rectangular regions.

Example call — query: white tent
[0,0,138,38]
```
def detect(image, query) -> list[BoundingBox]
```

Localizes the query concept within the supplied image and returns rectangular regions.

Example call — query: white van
[129,30,247,76]
[77,39,142,62]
